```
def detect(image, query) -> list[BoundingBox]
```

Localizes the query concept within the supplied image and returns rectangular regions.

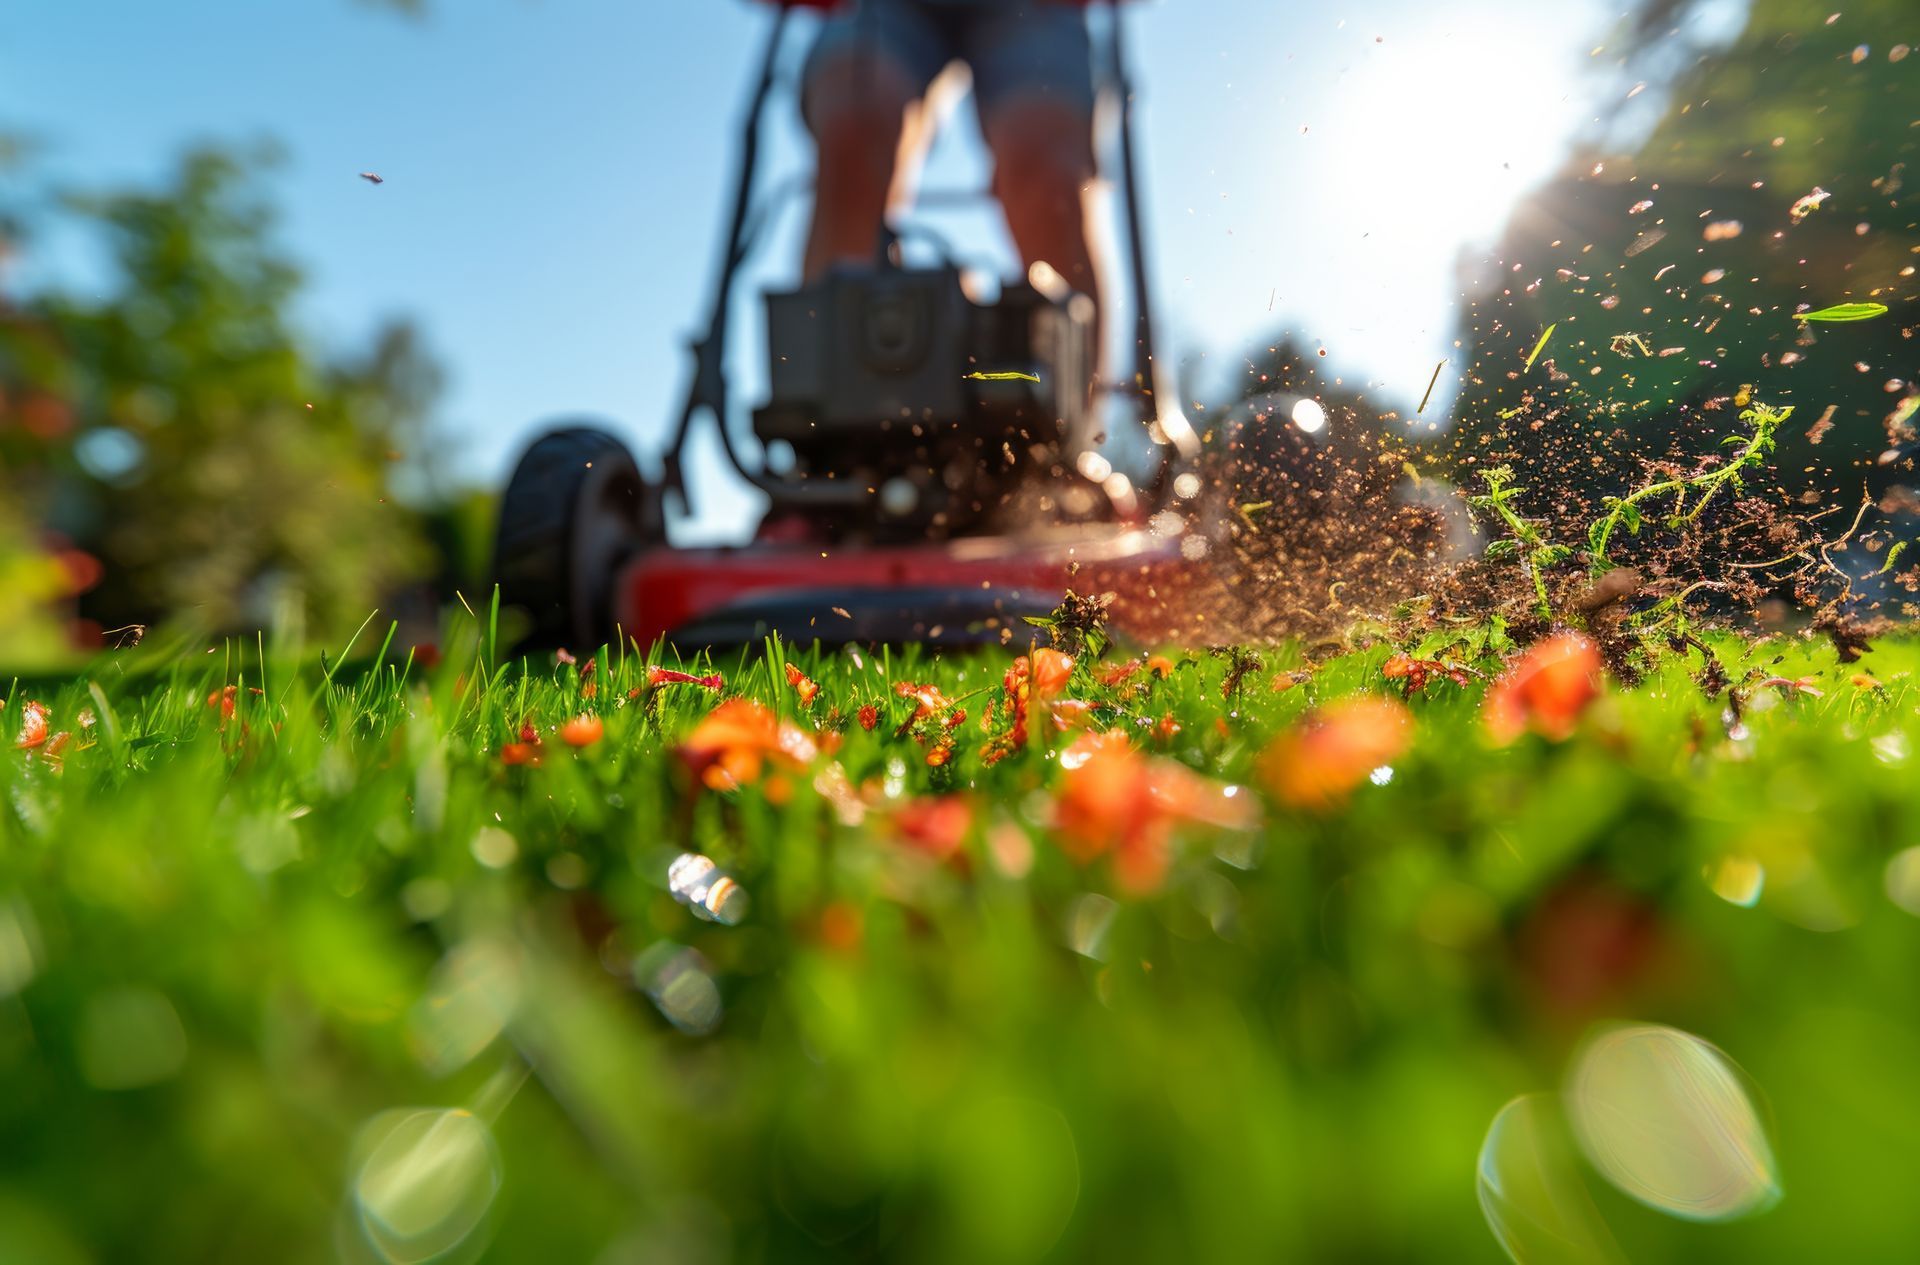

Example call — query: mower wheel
[491,424,661,651]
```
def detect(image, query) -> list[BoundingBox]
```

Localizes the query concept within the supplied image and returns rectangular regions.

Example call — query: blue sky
[7,0,1635,541]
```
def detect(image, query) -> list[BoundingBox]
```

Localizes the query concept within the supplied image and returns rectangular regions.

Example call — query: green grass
[4,615,1920,1263]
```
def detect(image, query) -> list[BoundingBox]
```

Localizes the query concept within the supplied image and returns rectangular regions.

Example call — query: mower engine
[754,261,1095,538]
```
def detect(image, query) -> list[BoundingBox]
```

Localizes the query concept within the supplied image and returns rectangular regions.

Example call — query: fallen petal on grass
[1484,634,1604,744]
[1260,695,1414,811]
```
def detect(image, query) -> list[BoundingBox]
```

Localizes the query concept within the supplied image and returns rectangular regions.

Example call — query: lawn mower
[492,0,1238,650]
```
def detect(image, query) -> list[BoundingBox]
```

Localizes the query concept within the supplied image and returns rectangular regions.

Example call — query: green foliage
[1468,466,1569,618]
[1023,589,1114,659]
[0,507,67,667]
[1586,402,1794,573]
[1,146,438,643]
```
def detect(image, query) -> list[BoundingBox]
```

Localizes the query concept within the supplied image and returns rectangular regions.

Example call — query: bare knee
[985,98,1094,228]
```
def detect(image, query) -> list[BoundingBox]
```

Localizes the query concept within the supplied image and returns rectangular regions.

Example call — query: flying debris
[1795,302,1889,323]
[1417,360,1446,415]
[1788,186,1830,224]
[1524,323,1557,373]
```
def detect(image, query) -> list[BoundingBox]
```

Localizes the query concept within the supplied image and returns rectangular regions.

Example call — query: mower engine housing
[753,263,1093,538]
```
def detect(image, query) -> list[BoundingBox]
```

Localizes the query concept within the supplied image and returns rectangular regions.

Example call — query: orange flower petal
[893,795,974,861]
[818,901,864,954]
[645,666,725,691]
[560,715,604,748]
[15,700,51,749]
[682,698,818,789]
[1031,648,1075,700]
[1483,634,1603,745]
[892,680,955,721]
[1260,695,1412,811]
[785,662,821,709]
[1054,729,1255,890]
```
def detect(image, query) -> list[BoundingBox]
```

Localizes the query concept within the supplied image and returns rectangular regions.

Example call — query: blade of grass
[1524,323,1557,372]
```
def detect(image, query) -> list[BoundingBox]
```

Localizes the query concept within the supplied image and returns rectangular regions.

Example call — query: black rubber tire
[491,424,661,651]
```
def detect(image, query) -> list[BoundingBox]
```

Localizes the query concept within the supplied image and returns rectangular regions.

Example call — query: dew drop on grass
[1565,1024,1780,1222]
[1476,1094,1624,1264]
[668,853,749,925]
[351,1108,500,1263]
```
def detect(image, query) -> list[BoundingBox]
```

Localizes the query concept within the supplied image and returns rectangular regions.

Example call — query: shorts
[801,0,1096,132]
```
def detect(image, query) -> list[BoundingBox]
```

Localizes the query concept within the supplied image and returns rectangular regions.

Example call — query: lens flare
[1066,893,1118,960]
[1476,1094,1623,1265]
[408,938,523,1076]
[352,1108,501,1264]
[0,895,42,998]
[635,942,723,1036]
[1565,1024,1780,1223]
[1705,855,1765,907]
[1883,846,1920,917]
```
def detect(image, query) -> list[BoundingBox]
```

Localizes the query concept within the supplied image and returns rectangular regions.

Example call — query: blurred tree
[0,506,69,667]
[0,133,85,663]
[1450,0,1918,512]
[0,145,439,642]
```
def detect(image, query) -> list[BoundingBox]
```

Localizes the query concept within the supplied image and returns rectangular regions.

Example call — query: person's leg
[800,2,948,279]
[969,7,1101,347]
[984,97,1101,342]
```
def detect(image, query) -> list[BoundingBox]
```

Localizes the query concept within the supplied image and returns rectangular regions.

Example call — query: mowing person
[785,0,1104,351]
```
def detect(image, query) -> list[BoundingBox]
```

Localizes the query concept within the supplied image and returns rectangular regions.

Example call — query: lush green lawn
[4,617,1919,1263]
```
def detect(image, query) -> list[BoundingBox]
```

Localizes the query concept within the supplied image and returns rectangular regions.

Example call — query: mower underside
[490,424,1219,651]
[620,525,1211,648]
